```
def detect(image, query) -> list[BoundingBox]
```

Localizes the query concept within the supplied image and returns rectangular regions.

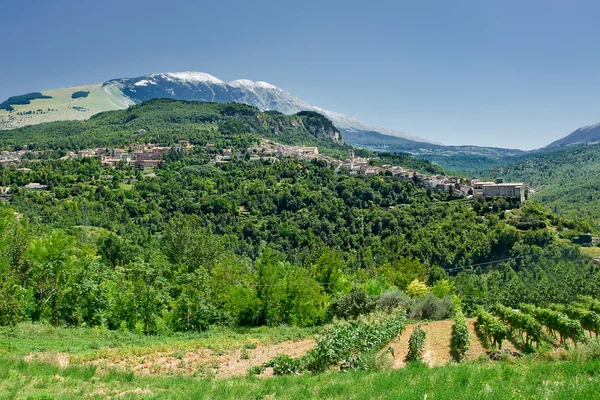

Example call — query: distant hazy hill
[492,143,600,226]
[545,121,600,149]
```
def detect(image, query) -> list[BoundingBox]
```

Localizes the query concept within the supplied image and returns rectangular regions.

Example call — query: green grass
[0,83,129,130]
[0,323,316,361]
[4,324,600,399]
[1,354,600,399]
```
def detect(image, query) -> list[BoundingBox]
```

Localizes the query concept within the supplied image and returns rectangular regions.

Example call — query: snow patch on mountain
[133,79,156,87]
[150,71,224,85]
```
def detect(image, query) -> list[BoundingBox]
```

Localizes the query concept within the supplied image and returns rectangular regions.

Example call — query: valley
[1,88,600,400]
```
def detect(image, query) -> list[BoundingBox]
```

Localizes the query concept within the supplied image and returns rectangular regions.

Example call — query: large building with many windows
[482,182,526,202]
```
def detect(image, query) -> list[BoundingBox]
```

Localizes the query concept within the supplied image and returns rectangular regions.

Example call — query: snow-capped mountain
[102,71,432,144]
[1,70,434,147]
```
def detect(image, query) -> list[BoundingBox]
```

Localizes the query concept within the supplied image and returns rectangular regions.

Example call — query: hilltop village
[0,138,528,202]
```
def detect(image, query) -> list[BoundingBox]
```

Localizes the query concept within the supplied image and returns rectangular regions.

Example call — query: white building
[482,183,526,202]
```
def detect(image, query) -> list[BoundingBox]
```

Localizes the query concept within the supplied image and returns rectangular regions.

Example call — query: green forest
[495,143,600,226]
[0,99,598,335]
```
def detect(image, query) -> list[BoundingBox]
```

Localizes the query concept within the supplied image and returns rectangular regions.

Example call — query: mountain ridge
[3,71,600,164]
[545,121,600,149]
[0,71,432,146]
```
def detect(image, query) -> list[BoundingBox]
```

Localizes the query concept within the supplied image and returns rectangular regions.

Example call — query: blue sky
[2,0,600,149]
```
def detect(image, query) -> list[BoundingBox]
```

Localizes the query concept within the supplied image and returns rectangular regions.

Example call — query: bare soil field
[23,318,510,379]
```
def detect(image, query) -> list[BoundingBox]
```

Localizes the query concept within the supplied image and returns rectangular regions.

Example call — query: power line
[208,248,559,288]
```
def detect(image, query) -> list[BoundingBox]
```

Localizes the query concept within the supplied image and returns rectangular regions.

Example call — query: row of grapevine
[475,307,507,349]
[519,304,585,345]
[406,324,426,362]
[547,304,600,338]
[493,304,544,347]
[450,310,470,362]
[575,295,600,315]
[263,310,407,375]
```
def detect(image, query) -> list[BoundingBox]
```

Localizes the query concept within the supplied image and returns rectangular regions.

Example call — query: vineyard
[7,297,600,385]
[5,300,600,398]
[258,296,600,378]
[474,296,600,353]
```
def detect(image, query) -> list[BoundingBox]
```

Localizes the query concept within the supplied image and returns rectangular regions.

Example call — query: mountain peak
[229,79,278,90]
[149,71,224,85]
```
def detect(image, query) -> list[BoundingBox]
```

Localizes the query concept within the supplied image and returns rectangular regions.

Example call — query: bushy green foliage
[409,294,455,320]
[494,303,544,347]
[476,307,507,349]
[268,311,407,375]
[450,311,470,362]
[406,324,426,362]
[376,289,412,313]
[0,151,598,332]
[520,304,585,345]
[547,303,600,338]
[576,295,600,314]
[326,289,377,320]
[268,354,305,375]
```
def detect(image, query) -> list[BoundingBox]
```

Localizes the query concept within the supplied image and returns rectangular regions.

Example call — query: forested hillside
[0,152,596,332]
[0,99,344,152]
[0,99,442,174]
[498,143,600,226]
[0,99,598,335]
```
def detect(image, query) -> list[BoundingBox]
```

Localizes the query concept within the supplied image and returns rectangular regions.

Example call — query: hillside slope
[499,143,600,224]
[0,71,432,147]
[545,121,600,149]
[0,99,345,152]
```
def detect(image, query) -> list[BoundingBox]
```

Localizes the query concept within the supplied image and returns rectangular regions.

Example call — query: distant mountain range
[0,71,430,145]
[1,71,599,160]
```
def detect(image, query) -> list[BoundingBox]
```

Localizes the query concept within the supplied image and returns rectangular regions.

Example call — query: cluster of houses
[0,138,528,202]
[0,150,36,168]
[54,140,194,170]
[244,140,528,201]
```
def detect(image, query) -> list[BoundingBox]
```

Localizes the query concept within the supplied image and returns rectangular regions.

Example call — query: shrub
[377,289,412,313]
[246,365,265,376]
[431,279,454,298]
[406,279,430,297]
[406,324,426,362]
[71,91,90,99]
[268,354,305,375]
[327,288,377,320]
[410,294,455,320]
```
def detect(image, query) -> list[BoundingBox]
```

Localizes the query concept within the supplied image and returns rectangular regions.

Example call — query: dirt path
[383,318,512,368]
[465,318,489,361]
[383,320,453,368]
